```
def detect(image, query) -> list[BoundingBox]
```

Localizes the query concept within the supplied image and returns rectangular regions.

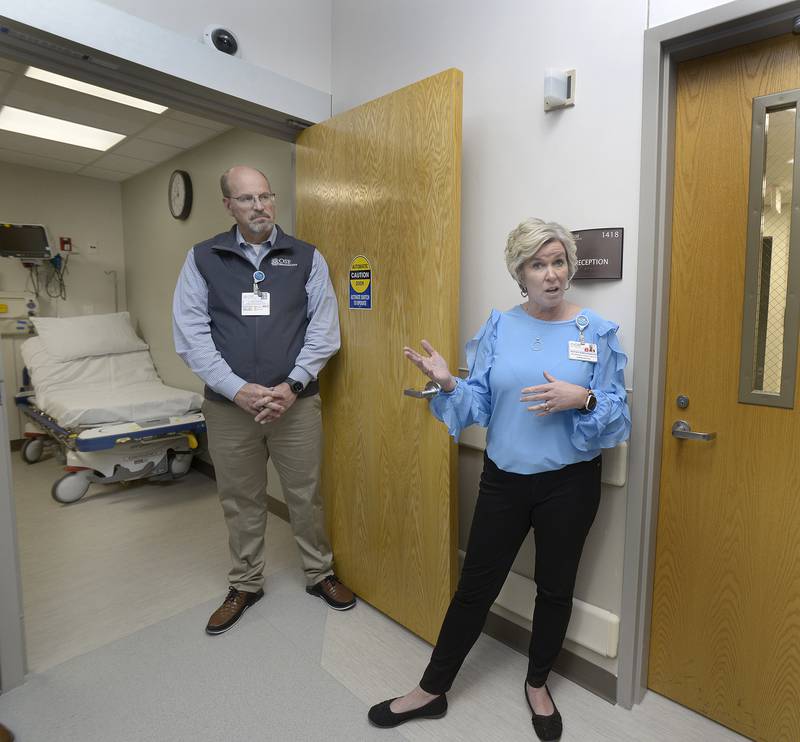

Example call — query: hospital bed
[14,312,206,504]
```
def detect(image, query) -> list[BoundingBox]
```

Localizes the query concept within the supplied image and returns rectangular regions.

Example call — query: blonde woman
[369,218,630,741]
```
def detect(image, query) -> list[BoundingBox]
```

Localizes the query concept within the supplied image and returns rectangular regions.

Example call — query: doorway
[624,0,800,730]
[0,18,308,690]
[648,32,800,741]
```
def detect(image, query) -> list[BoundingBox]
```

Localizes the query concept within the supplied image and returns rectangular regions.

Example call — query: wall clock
[168,169,193,220]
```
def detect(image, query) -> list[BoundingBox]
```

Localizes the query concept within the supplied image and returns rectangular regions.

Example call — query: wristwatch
[285,378,304,394]
[583,389,597,413]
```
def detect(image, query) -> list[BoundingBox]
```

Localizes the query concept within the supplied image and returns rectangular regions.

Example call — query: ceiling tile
[0,54,236,180]
[90,153,154,174]
[0,146,82,174]
[112,137,183,162]
[167,109,229,131]
[6,77,158,135]
[77,166,131,182]
[138,117,223,149]
[0,130,98,164]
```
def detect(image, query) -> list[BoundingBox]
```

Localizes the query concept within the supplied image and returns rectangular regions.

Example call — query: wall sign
[572,228,623,280]
[349,255,372,309]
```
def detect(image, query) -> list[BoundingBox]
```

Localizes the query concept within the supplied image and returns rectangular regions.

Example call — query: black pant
[419,454,602,693]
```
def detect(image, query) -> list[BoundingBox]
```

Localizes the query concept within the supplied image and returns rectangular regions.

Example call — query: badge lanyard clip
[575,314,589,343]
[252,270,266,298]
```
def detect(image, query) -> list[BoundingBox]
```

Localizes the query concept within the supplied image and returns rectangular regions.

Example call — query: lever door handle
[671,420,716,441]
[403,381,441,399]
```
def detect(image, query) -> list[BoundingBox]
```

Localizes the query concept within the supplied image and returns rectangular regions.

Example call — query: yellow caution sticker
[349,255,372,309]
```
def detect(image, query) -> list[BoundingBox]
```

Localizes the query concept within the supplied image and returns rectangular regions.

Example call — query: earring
[520,287,528,297]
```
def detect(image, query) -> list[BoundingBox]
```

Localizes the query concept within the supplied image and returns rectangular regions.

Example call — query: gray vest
[193,225,318,402]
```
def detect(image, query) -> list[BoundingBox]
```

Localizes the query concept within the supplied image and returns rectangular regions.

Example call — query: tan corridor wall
[120,128,294,395]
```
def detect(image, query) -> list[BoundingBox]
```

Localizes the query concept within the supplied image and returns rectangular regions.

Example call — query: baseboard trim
[483,610,617,704]
[191,458,290,522]
[190,457,215,479]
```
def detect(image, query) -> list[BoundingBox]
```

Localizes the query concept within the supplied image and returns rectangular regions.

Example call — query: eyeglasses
[229,192,277,206]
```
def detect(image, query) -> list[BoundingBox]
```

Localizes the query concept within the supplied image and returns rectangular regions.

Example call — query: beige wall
[120,128,295,393]
[0,161,126,317]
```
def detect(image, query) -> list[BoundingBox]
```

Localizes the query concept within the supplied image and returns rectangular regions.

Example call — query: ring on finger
[544,401,549,411]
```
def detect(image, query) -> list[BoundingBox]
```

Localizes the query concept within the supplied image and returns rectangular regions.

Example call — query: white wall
[333,0,644,373]
[649,0,731,27]
[0,162,126,318]
[97,0,333,93]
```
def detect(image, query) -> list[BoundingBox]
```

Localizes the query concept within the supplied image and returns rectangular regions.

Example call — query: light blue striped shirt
[172,225,341,401]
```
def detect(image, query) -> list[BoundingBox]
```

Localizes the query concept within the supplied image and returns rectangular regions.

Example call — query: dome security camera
[204,26,239,56]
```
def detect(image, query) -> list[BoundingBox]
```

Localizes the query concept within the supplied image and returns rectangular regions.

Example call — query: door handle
[671,419,716,441]
[403,381,441,399]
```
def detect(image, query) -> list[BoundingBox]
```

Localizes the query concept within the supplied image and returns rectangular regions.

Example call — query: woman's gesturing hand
[403,340,457,392]
[521,371,588,416]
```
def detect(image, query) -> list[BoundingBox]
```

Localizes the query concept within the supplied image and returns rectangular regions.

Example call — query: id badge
[241,291,270,316]
[568,341,598,362]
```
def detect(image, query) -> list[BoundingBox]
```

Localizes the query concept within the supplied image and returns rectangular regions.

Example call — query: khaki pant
[203,395,333,591]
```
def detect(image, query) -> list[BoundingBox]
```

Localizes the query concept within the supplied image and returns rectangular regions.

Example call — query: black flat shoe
[524,682,562,741]
[368,694,447,728]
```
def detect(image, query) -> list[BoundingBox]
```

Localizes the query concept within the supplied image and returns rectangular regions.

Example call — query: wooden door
[649,34,800,740]
[295,69,462,643]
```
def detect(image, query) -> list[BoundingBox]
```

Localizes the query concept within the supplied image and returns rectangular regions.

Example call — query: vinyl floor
[0,453,748,741]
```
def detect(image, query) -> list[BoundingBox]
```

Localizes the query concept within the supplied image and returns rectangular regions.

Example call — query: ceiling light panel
[0,106,126,151]
[25,67,168,114]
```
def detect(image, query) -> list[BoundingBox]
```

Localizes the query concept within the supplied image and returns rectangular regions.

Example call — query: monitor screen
[0,223,52,259]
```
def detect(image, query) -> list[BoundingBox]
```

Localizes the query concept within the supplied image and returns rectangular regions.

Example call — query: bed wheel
[21,438,44,464]
[51,471,92,504]
[168,451,193,479]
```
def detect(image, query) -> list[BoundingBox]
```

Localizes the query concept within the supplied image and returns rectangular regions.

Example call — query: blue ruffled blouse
[429,305,631,475]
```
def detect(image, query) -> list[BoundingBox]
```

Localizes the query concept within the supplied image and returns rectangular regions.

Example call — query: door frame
[0,350,26,693]
[621,0,800,710]
[0,2,328,693]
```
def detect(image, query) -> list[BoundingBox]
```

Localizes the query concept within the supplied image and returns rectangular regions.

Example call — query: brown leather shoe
[205,587,264,635]
[0,722,14,742]
[306,574,356,610]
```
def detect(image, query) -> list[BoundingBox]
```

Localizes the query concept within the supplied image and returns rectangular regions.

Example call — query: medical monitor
[0,223,52,260]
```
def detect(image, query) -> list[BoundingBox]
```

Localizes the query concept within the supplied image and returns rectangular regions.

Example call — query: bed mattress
[21,336,203,428]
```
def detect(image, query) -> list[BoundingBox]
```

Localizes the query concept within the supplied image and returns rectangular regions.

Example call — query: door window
[740,93,800,407]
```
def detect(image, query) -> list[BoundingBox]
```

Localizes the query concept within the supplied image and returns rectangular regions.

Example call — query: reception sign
[572,228,623,280]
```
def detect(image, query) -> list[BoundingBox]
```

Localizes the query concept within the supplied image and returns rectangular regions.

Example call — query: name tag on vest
[242,292,270,316]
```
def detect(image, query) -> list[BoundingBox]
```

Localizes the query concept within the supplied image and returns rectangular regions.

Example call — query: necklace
[522,302,545,350]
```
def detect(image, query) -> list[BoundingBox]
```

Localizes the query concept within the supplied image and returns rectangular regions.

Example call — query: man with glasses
[173,165,355,636]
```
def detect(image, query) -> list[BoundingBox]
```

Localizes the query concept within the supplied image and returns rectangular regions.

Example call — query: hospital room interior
[1,2,798,741]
